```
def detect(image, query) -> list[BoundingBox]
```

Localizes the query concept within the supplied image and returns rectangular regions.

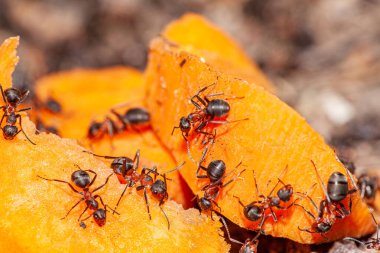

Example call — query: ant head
[244,204,262,222]
[71,170,91,188]
[207,160,226,182]
[151,179,166,196]
[93,208,106,226]
[317,222,332,233]
[327,172,348,202]
[86,198,99,210]
[46,98,62,113]
[198,196,212,211]
[111,157,134,177]
[4,88,22,105]
[87,122,102,138]
[358,175,378,200]
[277,185,293,202]
[179,117,191,132]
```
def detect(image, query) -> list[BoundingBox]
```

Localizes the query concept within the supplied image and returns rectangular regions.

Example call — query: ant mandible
[220,216,260,253]
[38,165,116,227]
[296,160,358,238]
[0,84,35,144]
[235,166,296,231]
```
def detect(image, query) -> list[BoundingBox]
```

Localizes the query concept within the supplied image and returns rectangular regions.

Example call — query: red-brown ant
[196,167,246,218]
[172,83,248,160]
[296,160,358,238]
[235,166,297,231]
[0,84,35,144]
[344,208,379,250]
[220,216,260,253]
[84,148,184,229]
[87,107,150,146]
[118,163,185,229]
[38,165,117,227]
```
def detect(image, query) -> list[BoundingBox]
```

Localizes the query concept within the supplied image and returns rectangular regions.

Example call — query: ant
[83,149,140,184]
[196,167,246,218]
[172,83,248,156]
[0,84,36,144]
[34,96,62,114]
[117,163,185,229]
[296,160,358,238]
[220,216,260,253]
[87,107,150,145]
[235,166,296,231]
[344,208,380,250]
[37,165,117,227]
[358,174,378,206]
[35,118,60,135]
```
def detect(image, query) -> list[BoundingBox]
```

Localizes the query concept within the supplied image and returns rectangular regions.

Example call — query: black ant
[87,116,120,146]
[196,167,246,218]
[0,84,35,144]
[220,216,260,253]
[344,208,380,250]
[83,149,140,184]
[34,96,62,114]
[117,163,185,229]
[358,174,378,206]
[172,83,248,157]
[38,165,117,227]
[35,118,60,135]
[110,107,150,131]
[296,160,358,238]
[235,166,296,231]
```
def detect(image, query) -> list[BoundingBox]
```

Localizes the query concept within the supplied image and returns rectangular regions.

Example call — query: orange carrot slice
[144,36,375,244]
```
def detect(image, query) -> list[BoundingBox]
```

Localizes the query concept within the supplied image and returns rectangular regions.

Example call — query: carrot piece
[145,37,375,244]
[33,68,193,207]
[0,36,19,90]
[0,37,229,253]
[162,13,274,92]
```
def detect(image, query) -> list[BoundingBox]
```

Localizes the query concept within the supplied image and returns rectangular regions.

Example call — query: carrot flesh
[145,37,375,244]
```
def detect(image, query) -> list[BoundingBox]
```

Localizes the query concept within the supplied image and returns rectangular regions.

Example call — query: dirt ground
[0,0,379,252]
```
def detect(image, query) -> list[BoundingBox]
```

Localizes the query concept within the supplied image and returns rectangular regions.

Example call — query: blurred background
[0,1,379,251]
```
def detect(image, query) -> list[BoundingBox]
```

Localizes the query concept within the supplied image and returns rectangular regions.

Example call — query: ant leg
[294,203,317,220]
[207,118,249,125]
[133,149,140,170]
[110,109,127,129]
[93,195,120,215]
[0,113,5,126]
[84,169,98,187]
[220,216,244,245]
[78,206,89,221]
[143,187,151,220]
[196,142,210,176]
[92,173,113,193]
[0,84,6,103]
[311,160,331,203]
[114,185,130,214]
[233,196,247,208]
[61,198,84,219]
[18,89,30,104]
[298,226,329,240]
[269,207,278,222]
[221,168,246,188]
[16,107,31,113]
[37,175,79,193]
[184,133,197,164]
[17,115,36,145]
[212,200,222,213]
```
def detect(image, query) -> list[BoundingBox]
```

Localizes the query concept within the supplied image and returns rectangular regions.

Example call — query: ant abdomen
[327,172,349,202]
[71,170,91,188]
[124,108,150,125]
[206,99,230,118]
